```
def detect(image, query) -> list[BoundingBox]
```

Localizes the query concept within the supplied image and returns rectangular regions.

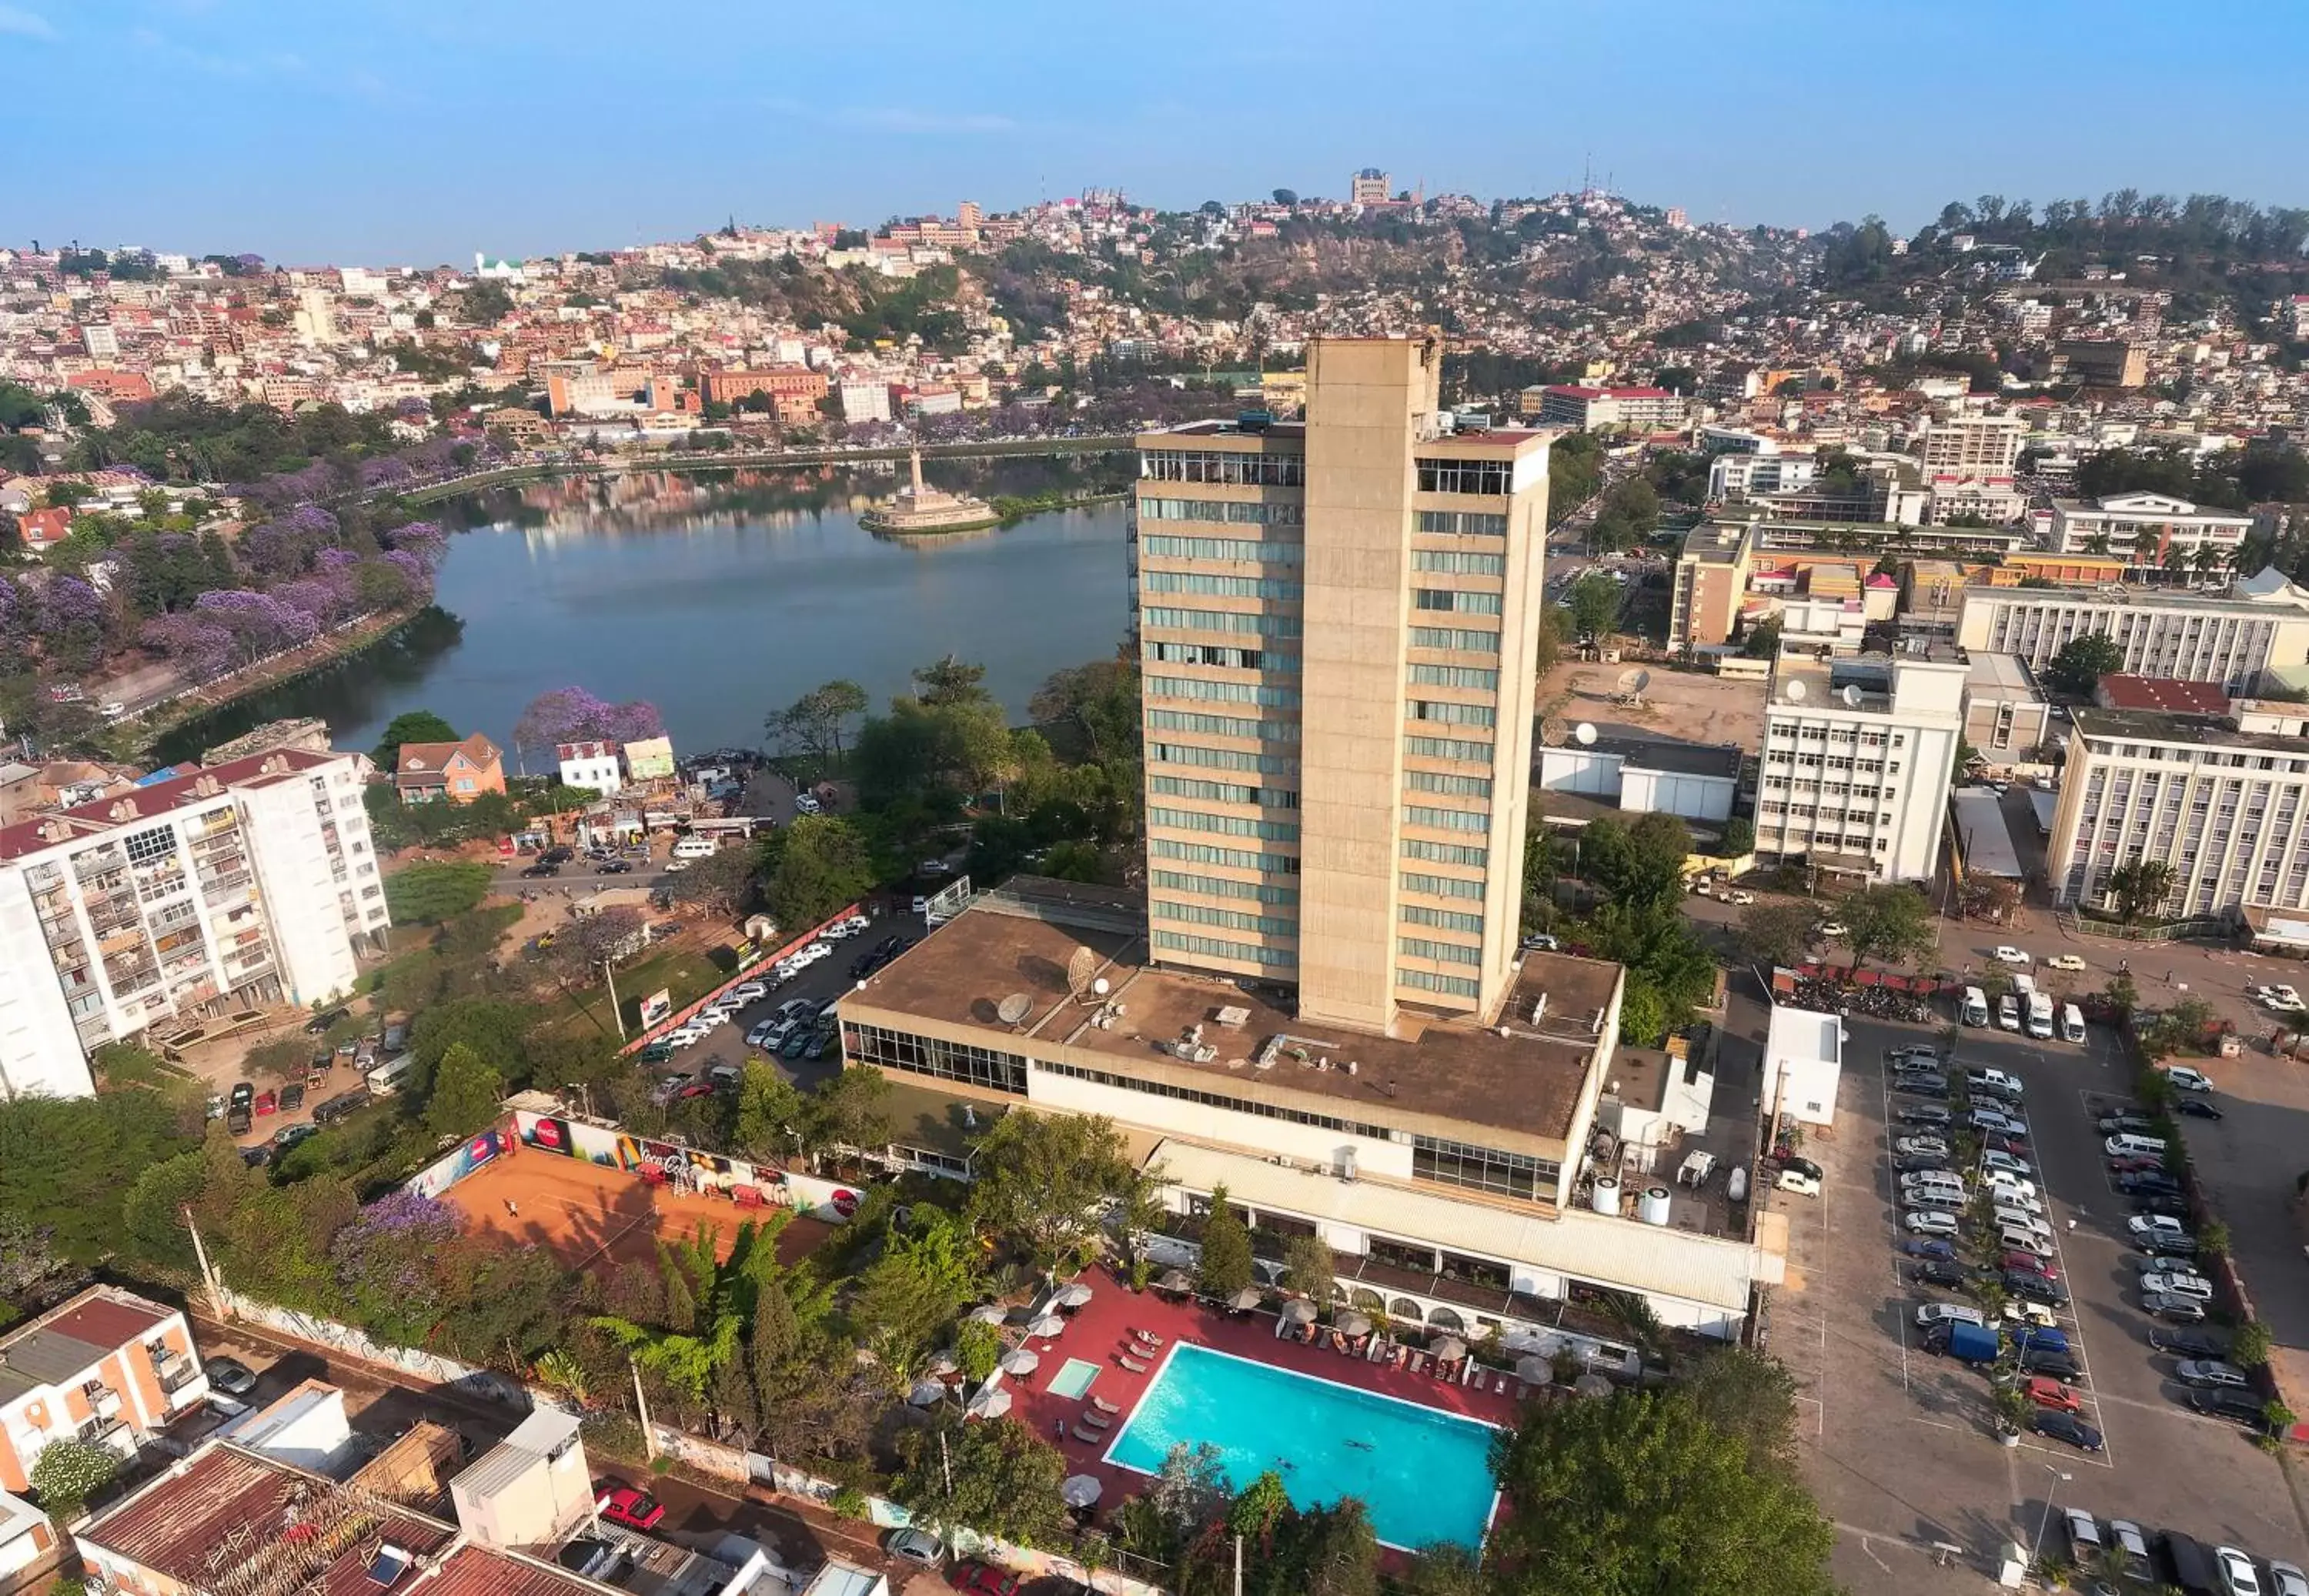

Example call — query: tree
[1740,616,1783,659]
[894,1414,1071,1548]
[512,686,663,765]
[760,816,874,927]
[1281,1231,1335,1306]
[1488,1387,1836,1596]
[1565,572,1622,641]
[28,1437,121,1521]
[1030,659,1141,763]
[662,846,757,919]
[425,1043,507,1140]
[766,679,868,768]
[0,1210,72,1308]
[1196,1185,1255,1300]
[1582,813,1690,912]
[373,710,457,770]
[1719,818,1754,856]
[803,1065,893,1161]
[383,860,494,924]
[1683,1347,1802,1474]
[1395,1544,1489,1596]
[2232,1318,2273,1370]
[733,1062,807,1164]
[2043,633,2125,697]
[1738,901,1818,970]
[2106,859,2177,926]
[1833,884,1935,975]
[966,1109,1148,1270]
[1272,189,1298,206]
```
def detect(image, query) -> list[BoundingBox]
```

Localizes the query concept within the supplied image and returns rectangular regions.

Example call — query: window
[1402,903,1483,934]
[1151,870,1299,904]
[1153,930,1294,966]
[1406,770,1493,799]
[1405,734,1493,763]
[1141,449,1305,486]
[1408,626,1499,653]
[1416,509,1509,536]
[1412,550,1505,576]
[1412,1134,1559,1200]
[1143,607,1302,637]
[1141,536,1303,563]
[1147,710,1298,741]
[1150,839,1300,873]
[1401,870,1485,900]
[1408,663,1499,691]
[1041,1059,1394,1138]
[1400,935,1481,964]
[1141,572,1303,600]
[1415,458,1512,495]
[1415,588,1502,615]
[846,1021,1028,1094]
[1147,676,1299,707]
[1149,775,1298,809]
[1408,700,1496,728]
[1403,837,1488,868]
[1148,743,1296,774]
[1145,641,1292,671]
[1154,900,1297,937]
[1398,967,1481,998]
[1149,807,1298,841]
[1405,804,1489,833]
[1139,497,1305,525]
[124,826,175,866]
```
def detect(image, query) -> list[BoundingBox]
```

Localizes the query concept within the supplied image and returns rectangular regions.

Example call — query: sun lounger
[1131,1330,1166,1347]
[1079,1408,1112,1430]
[1117,1354,1149,1374]
[1090,1395,1122,1415]
[1072,1424,1104,1444]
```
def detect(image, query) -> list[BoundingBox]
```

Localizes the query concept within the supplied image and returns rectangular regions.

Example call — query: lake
[157,461,1134,764]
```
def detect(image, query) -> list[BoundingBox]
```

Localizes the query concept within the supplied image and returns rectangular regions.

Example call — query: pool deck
[1000,1267,1524,1528]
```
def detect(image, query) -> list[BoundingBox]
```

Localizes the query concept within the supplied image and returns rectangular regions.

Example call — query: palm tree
[590,1311,743,1407]
[2106,860,2177,927]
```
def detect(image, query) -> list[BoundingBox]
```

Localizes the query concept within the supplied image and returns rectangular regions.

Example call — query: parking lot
[1757,999,2307,1592]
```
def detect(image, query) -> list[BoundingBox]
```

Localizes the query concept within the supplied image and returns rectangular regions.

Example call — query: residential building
[1960,653,2050,761]
[1759,1003,1843,1130]
[1135,336,1552,1029]
[1349,168,1392,205]
[2093,675,2232,716]
[1953,576,2309,694]
[1918,412,2025,486]
[700,366,828,422]
[2057,339,2148,388]
[396,735,505,805]
[1706,451,1814,501]
[554,741,622,796]
[836,379,892,422]
[1530,385,1686,433]
[2050,709,2309,918]
[0,1287,209,1494]
[0,748,387,1097]
[1756,651,1967,883]
[2047,492,2257,575]
[1669,522,1749,652]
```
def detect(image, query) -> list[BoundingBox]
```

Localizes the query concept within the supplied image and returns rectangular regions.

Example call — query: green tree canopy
[894,1414,1071,1548]
[1195,1185,1255,1300]
[426,1043,506,1140]
[372,710,458,769]
[1833,883,1936,973]
[760,816,874,927]
[1737,900,1819,970]
[765,679,869,767]
[1565,572,1623,641]
[2043,632,2125,696]
[966,1108,1149,1270]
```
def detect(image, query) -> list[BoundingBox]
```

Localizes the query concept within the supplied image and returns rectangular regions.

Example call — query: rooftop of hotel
[847,878,1619,1154]
[2071,707,2309,753]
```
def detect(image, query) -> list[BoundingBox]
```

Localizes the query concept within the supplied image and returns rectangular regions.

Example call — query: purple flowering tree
[275,577,343,628]
[35,576,108,666]
[329,1190,462,1347]
[194,589,320,662]
[0,575,22,650]
[513,687,667,762]
[140,613,236,683]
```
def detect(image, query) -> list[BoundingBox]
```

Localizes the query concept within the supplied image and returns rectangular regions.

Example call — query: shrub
[29,1437,119,1521]
[827,1484,870,1520]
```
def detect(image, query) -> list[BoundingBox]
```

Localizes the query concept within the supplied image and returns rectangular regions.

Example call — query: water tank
[1590,1175,1621,1217]
[1639,1186,1673,1227]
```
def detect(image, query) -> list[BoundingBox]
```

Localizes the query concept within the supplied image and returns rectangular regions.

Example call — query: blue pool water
[1105,1344,1498,1550]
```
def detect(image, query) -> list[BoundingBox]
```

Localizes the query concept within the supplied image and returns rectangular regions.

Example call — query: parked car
[2175,1098,2226,1120]
[2030,1410,2104,1453]
[2133,1255,2198,1278]
[1895,1153,1951,1175]
[2003,1270,2069,1306]
[205,1356,258,1395]
[1896,1105,1953,1128]
[2191,1387,2272,1427]
[2032,1380,2086,1416]
[1895,1135,1951,1157]
[886,1528,946,1568]
[2163,1065,2215,1093]
[594,1484,666,1532]
[1892,1074,1950,1098]
[949,1565,1022,1596]
[1980,1150,2034,1179]
[2175,1359,2251,1391]
[1904,1210,1960,1237]
[2149,1326,2227,1358]
[2019,1347,2083,1382]
[2270,1561,2308,1596]
[1817,921,1849,940]
[2133,1193,2191,1218]
[1911,1261,1968,1289]
[252,1090,278,1117]
[1899,1238,1956,1261]
[2144,1291,2207,1323]
[2003,1251,2059,1280]
[304,1007,349,1035]
[2045,954,2087,972]
[278,1083,306,1113]
[2215,1547,2261,1596]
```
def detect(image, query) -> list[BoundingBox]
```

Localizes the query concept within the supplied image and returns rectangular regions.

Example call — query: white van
[1916,1302,1987,1332]
[671,835,718,860]
[2000,1225,2054,1258]
[366,1052,415,1096]
[2060,1003,2086,1044]
[1961,986,1990,1027]
[2106,1132,2168,1160]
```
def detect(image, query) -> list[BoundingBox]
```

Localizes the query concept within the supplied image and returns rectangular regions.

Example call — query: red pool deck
[991,1268,1525,1521]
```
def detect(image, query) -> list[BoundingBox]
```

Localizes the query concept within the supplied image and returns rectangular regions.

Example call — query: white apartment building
[2050,709,2309,918]
[837,378,892,422]
[555,740,623,796]
[0,1286,209,1494]
[1706,452,1815,502]
[1756,653,1967,883]
[0,748,386,1100]
[2049,491,2256,574]
[1954,573,2309,695]
[1919,412,2026,485]
[1532,385,1687,433]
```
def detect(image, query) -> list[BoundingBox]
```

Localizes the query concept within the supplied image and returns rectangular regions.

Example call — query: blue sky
[3,0,2302,265]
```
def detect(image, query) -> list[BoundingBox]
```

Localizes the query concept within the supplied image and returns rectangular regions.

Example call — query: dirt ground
[1536,658,1767,752]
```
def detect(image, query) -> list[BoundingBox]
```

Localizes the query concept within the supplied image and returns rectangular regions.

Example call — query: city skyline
[6,0,2303,262]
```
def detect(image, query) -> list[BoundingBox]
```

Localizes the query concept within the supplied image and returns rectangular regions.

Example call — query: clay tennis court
[443,1150,831,1274]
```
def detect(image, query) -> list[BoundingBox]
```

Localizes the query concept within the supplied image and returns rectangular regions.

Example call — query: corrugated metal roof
[1150,1139,1768,1313]
[418,1545,596,1596]
[0,1329,109,1387]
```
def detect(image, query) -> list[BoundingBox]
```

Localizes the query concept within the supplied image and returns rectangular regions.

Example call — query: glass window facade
[844,1021,1028,1094]
[1412,1134,1559,1201]
[1141,572,1304,600]
[1140,497,1305,524]
[1415,458,1512,496]
[1141,536,1304,563]
[1416,510,1509,536]
[1142,449,1306,486]
[1146,710,1298,741]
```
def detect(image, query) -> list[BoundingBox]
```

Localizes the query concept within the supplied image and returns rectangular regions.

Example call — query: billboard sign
[639,988,673,1029]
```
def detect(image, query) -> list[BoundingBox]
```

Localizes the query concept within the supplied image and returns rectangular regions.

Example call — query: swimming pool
[1105,1343,1498,1550]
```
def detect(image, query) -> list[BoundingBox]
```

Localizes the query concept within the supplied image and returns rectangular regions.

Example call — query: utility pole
[630,1359,657,1460]
[182,1205,226,1321]
[603,959,626,1041]
[1232,1534,1243,1596]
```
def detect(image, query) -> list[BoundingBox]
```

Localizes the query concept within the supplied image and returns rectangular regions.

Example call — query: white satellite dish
[1614,667,1645,696]
[1092,977,1111,997]
[1574,722,1598,746]
[1629,669,1652,696]
[1540,716,1569,747]
[996,993,1033,1026]
[1783,678,1809,702]
[1841,683,1863,708]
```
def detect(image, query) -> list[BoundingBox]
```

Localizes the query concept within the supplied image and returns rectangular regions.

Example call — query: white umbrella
[1055,1282,1094,1307]
[907,1378,947,1407]
[1061,1474,1103,1508]
[1157,1267,1193,1293]
[967,1386,1014,1419]
[1280,1298,1318,1324]
[1028,1314,1065,1339]
[1230,1286,1265,1311]
[1514,1355,1552,1383]
[1432,1336,1468,1362]
[1001,1347,1041,1376]
[1337,1312,1372,1339]
[926,1352,959,1375]
[968,1304,1007,1325]
[1574,1373,1614,1401]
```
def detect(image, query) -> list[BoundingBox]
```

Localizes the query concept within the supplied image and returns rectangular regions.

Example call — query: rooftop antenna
[1842,683,1864,708]
[996,993,1032,1027]
[1065,945,1098,1002]
[1539,716,1569,747]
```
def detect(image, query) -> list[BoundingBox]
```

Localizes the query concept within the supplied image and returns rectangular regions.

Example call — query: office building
[2057,339,2149,388]
[2050,710,2309,917]
[837,378,892,423]
[1135,336,1551,1031]
[0,1287,210,1494]
[1960,653,2051,761]
[1953,573,2309,694]
[1706,451,1815,502]
[1756,651,1967,883]
[0,748,387,1100]
[2047,491,2257,575]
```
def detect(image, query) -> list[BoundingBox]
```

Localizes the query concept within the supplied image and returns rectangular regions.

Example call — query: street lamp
[2028,1464,2073,1565]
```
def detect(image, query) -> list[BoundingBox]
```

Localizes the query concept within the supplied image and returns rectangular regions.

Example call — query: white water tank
[1639,1186,1673,1227]
[1590,1175,1621,1217]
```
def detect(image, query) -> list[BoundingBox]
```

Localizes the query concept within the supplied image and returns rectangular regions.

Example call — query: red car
[595,1485,666,1532]
[2003,1252,2059,1280]
[2108,1155,2162,1175]
[253,1090,279,1117]
[2021,1377,2081,1414]
[949,1564,1022,1596]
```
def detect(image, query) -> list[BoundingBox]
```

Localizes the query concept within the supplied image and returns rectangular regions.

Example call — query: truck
[2026,990,2055,1040]
[1935,1322,2002,1364]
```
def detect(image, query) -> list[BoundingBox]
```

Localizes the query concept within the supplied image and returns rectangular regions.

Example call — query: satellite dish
[1615,668,1644,695]
[1092,977,1111,997]
[1629,669,1651,696]
[1065,946,1097,997]
[1841,683,1863,708]
[997,993,1032,1026]
[1784,678,1809,702]
[1574,722,1598,746]
[1540,717,1569,746]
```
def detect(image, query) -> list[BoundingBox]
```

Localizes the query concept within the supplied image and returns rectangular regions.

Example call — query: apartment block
[2048,492,2256,575]
[2050,710,2309,918]
[1756,653,1967,883]
[1531,385,1686,433]
[0,749,387,1100]
[0,1287,209,1494]
[1953,575,2309,694]
[1706,452,1815,502]
[1919,412,2025,486]
[1134,336,1551,1031]
[1961,653,2051,760]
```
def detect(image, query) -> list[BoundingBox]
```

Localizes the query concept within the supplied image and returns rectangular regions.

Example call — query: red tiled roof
[0,747,338,863]
[37,1294,168,1351]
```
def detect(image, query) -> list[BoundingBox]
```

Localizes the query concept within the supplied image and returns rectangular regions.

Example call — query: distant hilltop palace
[860,448,997,534]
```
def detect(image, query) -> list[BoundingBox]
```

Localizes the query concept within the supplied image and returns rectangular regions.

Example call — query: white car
[1993,945,2031,965]
[1895,1136,1951,1158]
[729,981,767,1003]
[1997,995,2022,1031]
[1983,1170,2038,1202]
[2161,1065,2214,1093]
[1818,920,1850,940]
[794,793,822,815]
[2216,1547,2262,1596]
[1725,890,1755,905]
[2044,953,2087,973]
[1981,1150,2035,1180]
[1904,1210,1960,1237]
[2257,983,2307,1013]
[2129,1214,2194,1247]
[2267,1560,2307,1596]
[2141,1271,2215,1302]
[745,1020,777,1047]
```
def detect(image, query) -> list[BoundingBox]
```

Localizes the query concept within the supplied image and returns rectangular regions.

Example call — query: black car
[2132,1193,2190,1217]
[600,859,633,875]
[1912,1261,1967,1288]
[1895,1153,1950,1174]
[1896,1106,1953,1127]
[1896,1077,1952,1100]
[1776,1154,1823,1181]
[2174,1098,2224,1120]
[2003,1270,2070,1306]
[2030,1409,2104,1453]
[2187,1387,2267,1427]
[2020,1348,2083,1382]
[204,1356,258,1396]
[520,861,560,878]
[2148,1327,2227,1358]
[303,1006,349,1035]
[311,1087,370,1125]
[541,845,575,865]
[2120,1172,2182,1194]
[226,1105,252,1135]
[229,1080,256,1107]
[239,1143,269,1167]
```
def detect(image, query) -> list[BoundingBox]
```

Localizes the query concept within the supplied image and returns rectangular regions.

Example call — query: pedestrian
[1054,1417,1064,1441]
[2066,1218,2076,1231]
[505,1199,520,1218]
